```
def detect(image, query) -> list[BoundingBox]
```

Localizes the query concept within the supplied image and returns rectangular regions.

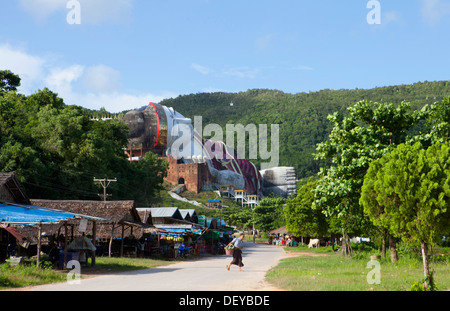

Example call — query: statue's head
[123,110,145,143]
[122,103,168,152]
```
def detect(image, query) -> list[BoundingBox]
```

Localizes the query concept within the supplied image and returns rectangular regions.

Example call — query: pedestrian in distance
[226,233,245,272]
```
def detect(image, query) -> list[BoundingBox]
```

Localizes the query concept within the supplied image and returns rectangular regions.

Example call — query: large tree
[284,178,329,239]
[0,70,20,93]
[361,142,450,289]
[254,197,285,232]
[313,100,422,255]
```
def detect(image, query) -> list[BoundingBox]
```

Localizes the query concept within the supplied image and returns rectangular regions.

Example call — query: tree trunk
[341,229,352,256]
[421,241,430,290]
[381,230,387,260]
[389,236,398,263]
[109,224,116,257]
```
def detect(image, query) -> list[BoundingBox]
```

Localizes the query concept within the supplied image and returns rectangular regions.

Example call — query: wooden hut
[1,172,30,262]
[29,200,152,257]
[1,173,109,266]
[138,207,184,225]
[0,172,30,205]
[179,209,199,223]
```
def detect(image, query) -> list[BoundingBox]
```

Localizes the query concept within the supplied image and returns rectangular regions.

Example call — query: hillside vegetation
[160,81,450,178]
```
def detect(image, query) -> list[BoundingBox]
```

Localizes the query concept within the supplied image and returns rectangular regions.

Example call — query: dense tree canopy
[360,142,450,286]
[0,70,20,94]
[0,72,167,205]
[312,101,422,242]
[284,178,328,238]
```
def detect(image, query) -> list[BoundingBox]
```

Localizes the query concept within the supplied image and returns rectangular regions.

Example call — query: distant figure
[226,234,245,272]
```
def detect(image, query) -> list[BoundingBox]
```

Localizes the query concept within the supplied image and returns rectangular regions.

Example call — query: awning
[154,224,202,235]
[0,224,27,241]
[0,202,106,225]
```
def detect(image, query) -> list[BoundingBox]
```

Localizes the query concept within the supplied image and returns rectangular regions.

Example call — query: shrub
[410,280,425,291]
[410,271,438,291]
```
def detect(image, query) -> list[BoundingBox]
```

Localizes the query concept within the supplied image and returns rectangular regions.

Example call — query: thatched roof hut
[0,172,30,205]
[31,199,138,223]
[24,200,159,257]
[269,226,292,236]
[29,199,152,240]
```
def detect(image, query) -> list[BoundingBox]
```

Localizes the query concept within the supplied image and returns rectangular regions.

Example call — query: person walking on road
[226,234,245,272]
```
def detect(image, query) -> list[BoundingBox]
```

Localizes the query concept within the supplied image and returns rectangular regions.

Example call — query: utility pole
[93,178,117,201]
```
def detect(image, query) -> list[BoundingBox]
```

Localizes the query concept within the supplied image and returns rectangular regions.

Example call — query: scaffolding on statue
[219,186,260,207]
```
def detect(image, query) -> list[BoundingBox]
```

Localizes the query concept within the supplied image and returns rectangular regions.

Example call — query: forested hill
[159,81,450,178]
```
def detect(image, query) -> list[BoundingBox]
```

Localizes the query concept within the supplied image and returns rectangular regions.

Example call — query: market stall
[0,201,105,268]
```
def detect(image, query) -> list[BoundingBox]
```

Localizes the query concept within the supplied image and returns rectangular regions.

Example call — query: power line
[93,177,117,202]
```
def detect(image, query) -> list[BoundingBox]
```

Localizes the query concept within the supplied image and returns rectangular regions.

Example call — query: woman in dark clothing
[226,234,245,272]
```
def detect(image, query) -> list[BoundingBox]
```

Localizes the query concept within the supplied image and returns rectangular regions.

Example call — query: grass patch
[266,245,450,291]
[0,263,67,289]
[0,256,180,290]
[93,256,177,272]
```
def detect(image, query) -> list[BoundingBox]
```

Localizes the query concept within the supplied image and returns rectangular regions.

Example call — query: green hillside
[159,81,450,178]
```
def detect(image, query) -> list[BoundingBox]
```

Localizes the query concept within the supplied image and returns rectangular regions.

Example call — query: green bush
[351,241,377,252]
[410,280,425,291]
[410,271,438,291]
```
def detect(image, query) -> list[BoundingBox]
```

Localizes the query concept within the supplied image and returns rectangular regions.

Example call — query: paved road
[25,241,286,291]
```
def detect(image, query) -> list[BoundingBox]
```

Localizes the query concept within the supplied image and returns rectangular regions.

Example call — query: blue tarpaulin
[0,202,103,225]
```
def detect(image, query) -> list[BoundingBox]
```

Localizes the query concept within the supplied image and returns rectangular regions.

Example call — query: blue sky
[1,0,450,112]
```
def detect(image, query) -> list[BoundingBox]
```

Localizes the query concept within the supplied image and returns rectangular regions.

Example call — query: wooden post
[109,224,115,257]
[36,223,42,268]
[120,224,125,257]
[92,221,97,266]
[64,222,68,269]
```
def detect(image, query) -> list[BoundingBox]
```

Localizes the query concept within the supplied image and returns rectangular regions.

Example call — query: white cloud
[0,44,176,113]
[45,65,84,95]
[18,0,66,21]
[82,65,121,93]
[19,0,134,25]
[201,87,229,93]
[380,11,400,27]
[255,34,274,51]
[0,44,46,93]
[224,67,260,79]
[421,0,450,26]
[191,63,211,75]
[292,65,313,71]
[71,91,177,113]
[77,0,134,25]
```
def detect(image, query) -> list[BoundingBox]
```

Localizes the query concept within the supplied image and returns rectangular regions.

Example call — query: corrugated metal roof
[181,209,197,216]
[137,207,180,218]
